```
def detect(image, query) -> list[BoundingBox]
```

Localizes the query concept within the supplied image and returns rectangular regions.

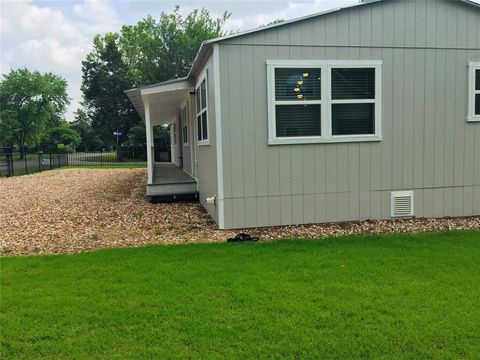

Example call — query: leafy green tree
[119,7,231,85]
[123,123,146,147]
[261,19,285,27]
[79,6,230,149]
[0,69,69,156]
[39,120,81,152]
[71,108,103,151]
[81,33,139,147]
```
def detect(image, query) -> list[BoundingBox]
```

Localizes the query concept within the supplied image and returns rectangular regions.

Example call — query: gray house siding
[218,0,480,229]
[194,54,219,222]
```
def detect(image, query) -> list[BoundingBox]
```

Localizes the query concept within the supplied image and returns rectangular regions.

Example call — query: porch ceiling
[125,78,193,126]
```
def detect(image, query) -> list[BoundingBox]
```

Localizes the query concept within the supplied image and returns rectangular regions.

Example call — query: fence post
[6,150,13,177]
[38,152,42,172]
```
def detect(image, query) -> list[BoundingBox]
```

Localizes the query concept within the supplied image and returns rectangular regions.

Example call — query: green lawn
[2,231,480,359]
[85,153,145,163]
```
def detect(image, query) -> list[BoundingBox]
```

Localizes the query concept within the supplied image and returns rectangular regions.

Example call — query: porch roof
[125,77,193,125]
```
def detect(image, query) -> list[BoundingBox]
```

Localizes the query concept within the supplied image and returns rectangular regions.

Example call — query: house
[125,0,480,230]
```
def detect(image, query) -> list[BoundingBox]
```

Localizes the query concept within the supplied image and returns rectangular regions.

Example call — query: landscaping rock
[1,168,479,256]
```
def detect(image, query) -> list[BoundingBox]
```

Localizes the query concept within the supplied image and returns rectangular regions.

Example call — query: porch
[125,77,197,200]
[146,162,197,198]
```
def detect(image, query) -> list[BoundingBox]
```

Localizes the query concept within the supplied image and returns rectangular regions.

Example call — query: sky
[0,0,361,120]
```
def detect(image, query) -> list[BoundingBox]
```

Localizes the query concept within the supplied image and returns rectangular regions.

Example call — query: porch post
[144,96,154,184]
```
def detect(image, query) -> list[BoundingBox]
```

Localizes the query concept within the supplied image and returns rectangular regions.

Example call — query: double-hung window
[181,106,188,145]
[195,73,209,145]
[267,60,382,144]
[468,62,480,122]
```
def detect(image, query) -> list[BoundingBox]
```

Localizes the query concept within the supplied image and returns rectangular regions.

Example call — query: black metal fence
[0,148,68,177]
[0,146,172,177]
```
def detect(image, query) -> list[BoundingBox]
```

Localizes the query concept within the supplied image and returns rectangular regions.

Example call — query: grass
[85,153,145,163]
[1,231,480,359]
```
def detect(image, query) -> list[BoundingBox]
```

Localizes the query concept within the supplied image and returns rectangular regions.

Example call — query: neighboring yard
[2,231,480,359]
[1,168,479,256]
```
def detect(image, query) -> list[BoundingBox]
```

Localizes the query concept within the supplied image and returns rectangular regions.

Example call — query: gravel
[1,168,479,256]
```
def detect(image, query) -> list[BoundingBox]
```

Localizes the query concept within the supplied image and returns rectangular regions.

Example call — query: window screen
[196,77,208,141]
[331,67,376,136]
[476,69,480,115]
[332,103,374,135]
[273,68,322,137]
[332,68,375,99]
[276,104,321,137]
[476,69,480,91]
[275,68,321,101]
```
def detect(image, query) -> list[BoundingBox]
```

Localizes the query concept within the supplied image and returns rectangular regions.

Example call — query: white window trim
[195,70,210,146]
[468,62,480,122]
[267,60,382,145]
[181,104,189,146]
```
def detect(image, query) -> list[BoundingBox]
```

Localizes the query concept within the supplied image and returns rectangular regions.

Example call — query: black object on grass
[227,233,259,243]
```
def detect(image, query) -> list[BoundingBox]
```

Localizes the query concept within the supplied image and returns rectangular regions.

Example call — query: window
[195,73,209,144]
[267,60,382,145]
[181,106,188,145]
[468,62,480,122]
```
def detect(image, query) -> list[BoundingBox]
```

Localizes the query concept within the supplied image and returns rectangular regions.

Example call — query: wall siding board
[220,45,232,199]
[227,45,245,198]
[436,0,448,48]
[403,49,415,189]
[392,48,404,190]
[381,1,394,47]
[244,197,257,228]
[370,3,383,47]
[359,6,372,47]
[425,0,437,47]
[241,45,256,198]
[433,50,446,189]
[253,45,269,197]
[348,144,360,192]
[256,197,269,226]
[466,7,476,48]
[217,0,480,229]
[303,146,315,194]
[381,48,394,190]
[413,49,426,188]
[393,0,405,47]
[443,51,456,187]
[423,49,436,188]
[414,0,426,47]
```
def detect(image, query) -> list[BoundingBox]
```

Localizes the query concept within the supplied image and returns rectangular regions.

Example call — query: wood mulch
[1,168,479,256]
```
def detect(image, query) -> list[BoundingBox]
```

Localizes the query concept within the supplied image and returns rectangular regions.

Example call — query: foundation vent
[391,191,414,217]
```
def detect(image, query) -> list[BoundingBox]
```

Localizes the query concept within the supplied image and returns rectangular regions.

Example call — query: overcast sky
[0,0,361,120]
[3,0,475,121]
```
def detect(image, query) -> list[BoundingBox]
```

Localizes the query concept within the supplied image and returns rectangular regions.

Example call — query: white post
[144,96,154,184]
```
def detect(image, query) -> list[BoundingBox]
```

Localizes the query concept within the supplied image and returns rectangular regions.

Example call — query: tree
[261,19,285,27]
[123,123,146,147]
[71,108,103,151]
[81,33,139,148]
[0,69,69,156]
[39,120,81,152]
[79,6,231,150]
[119,7,231,85]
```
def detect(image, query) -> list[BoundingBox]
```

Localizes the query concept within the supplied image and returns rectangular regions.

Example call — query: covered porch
[147,162,197,197]
[125,78,197,200]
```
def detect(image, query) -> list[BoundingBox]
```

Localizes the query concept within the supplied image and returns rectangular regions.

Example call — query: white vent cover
[391,191,414,217]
